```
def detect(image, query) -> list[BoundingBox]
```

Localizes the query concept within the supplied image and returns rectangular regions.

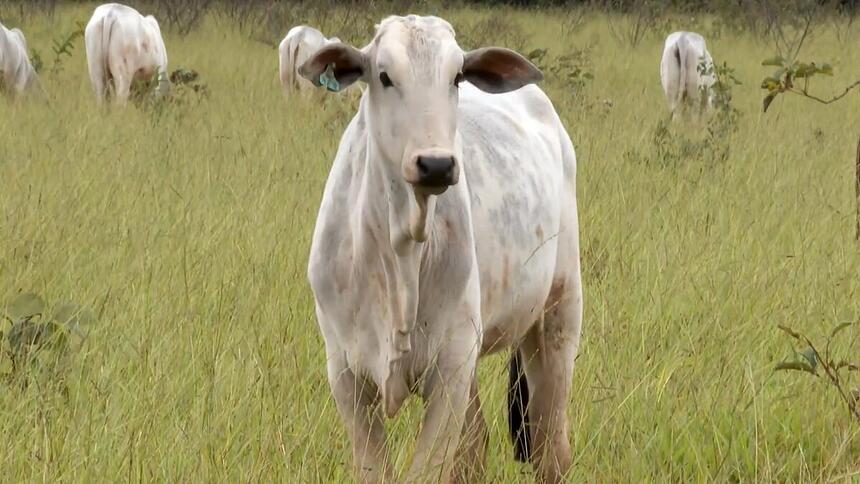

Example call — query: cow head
[299,16,541,239]
[299,16,542,187]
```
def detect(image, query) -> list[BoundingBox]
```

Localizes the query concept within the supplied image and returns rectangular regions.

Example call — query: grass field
[1,2,860,481]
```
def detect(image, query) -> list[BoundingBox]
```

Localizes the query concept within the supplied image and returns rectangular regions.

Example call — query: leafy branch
[760,56,860,241]
[775,324,860,422]
[758,56,852,112]
[50,21,85,75]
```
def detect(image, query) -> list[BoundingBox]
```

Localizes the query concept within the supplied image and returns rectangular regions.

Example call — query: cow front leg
[407,340,477,483]
[327,355,393,483]
[452,376,488,483]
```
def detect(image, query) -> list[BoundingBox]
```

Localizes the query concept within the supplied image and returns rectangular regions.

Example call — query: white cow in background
[85,3,169,105]
[301,14,582,484]
[660,31,716,120]
[279,26,342,96]
[0,23,39,96]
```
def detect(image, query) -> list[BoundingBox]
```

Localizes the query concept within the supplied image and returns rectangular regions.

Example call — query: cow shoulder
[308,109,368,296]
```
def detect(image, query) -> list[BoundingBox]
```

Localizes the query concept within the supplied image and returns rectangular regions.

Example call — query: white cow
[84,3,169,105]
[301,15,582,483]
[660,31,716,120]
[279,26,341,97]
[0,23,39,96]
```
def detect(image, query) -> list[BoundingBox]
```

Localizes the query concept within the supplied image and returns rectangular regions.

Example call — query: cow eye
[454,72,464,87]
[379,72,394,88]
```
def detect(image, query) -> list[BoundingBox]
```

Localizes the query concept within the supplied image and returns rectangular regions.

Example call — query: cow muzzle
[405,151,460,195]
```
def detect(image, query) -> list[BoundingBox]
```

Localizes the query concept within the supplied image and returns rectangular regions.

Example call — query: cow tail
[675,38,687,108]
[287,38,300,90]
[508,348,531,462]
[101,12,113,88]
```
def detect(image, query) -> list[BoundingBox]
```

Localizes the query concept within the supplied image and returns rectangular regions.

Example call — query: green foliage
[701,61,742,109]
[131,67,209,114]
[165,67,210,105]
[29,49,44,74]
[526,47,594,93]
[1,293,94,388]
[775,324,860,421]
[699,59,743,139]
[759,55,852,112]
[49,21,85,75]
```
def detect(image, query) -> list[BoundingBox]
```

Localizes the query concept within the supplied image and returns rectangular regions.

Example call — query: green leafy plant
[775,324,860,422]
[758,55,855,112]
[526,47,594,93]
[1,293,94,387]
[29,49,44,74]
[49,21,85,75]
[700,60,742,114]
[133,67,208,110]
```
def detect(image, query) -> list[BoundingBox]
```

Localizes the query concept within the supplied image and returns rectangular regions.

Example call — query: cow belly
[464,149,562,356]
[477,235,558,355]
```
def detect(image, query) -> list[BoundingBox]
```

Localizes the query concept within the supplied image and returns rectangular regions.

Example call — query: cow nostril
[417,157,430,175]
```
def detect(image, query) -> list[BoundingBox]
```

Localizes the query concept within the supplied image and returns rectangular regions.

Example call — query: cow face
[299,15,542,195]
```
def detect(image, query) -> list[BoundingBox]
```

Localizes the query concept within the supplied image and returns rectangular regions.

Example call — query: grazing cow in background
[302,15,582,483]
[279,26,342,97]
[660,31,716,120]
[0,23,39,96]
[85,3,169,105]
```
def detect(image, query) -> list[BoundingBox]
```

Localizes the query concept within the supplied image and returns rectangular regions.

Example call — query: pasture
[1,2,859,481]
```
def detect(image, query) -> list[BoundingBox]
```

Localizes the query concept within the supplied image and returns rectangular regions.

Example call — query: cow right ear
[299,43,367,93]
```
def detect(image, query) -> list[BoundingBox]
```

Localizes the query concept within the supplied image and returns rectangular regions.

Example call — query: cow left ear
[299,43,367,93]
[463,47,543,94]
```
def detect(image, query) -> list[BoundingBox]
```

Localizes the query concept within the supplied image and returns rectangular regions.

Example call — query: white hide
[660,31,716,119]
[278,26,340,96]
[304,15,582,483]
[85,3,169,105]
[0,23,39,96]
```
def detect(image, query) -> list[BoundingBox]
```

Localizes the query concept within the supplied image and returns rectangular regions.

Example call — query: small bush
[526,46,594,94]
[775,324,860,422]
[1,293,94,390]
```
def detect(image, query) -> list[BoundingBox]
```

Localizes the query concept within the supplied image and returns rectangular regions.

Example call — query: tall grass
[1,3,859,481]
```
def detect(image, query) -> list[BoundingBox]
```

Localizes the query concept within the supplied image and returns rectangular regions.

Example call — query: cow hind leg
[115,77,132,106]
[519,277,582,483]
[88,61,108,103]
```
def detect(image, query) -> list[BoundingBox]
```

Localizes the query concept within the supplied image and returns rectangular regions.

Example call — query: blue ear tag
[320,63,341,92]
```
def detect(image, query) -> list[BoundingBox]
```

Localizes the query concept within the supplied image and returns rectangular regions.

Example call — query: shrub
[1,293,94,389]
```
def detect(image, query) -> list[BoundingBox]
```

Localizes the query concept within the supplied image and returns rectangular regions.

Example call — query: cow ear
[299,43,367,93]
[463,47,543,94]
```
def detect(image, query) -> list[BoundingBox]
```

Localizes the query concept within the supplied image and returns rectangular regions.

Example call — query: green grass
[1,3,859,482]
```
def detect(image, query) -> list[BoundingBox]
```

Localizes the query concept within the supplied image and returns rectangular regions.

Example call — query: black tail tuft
[508,349,531,463]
